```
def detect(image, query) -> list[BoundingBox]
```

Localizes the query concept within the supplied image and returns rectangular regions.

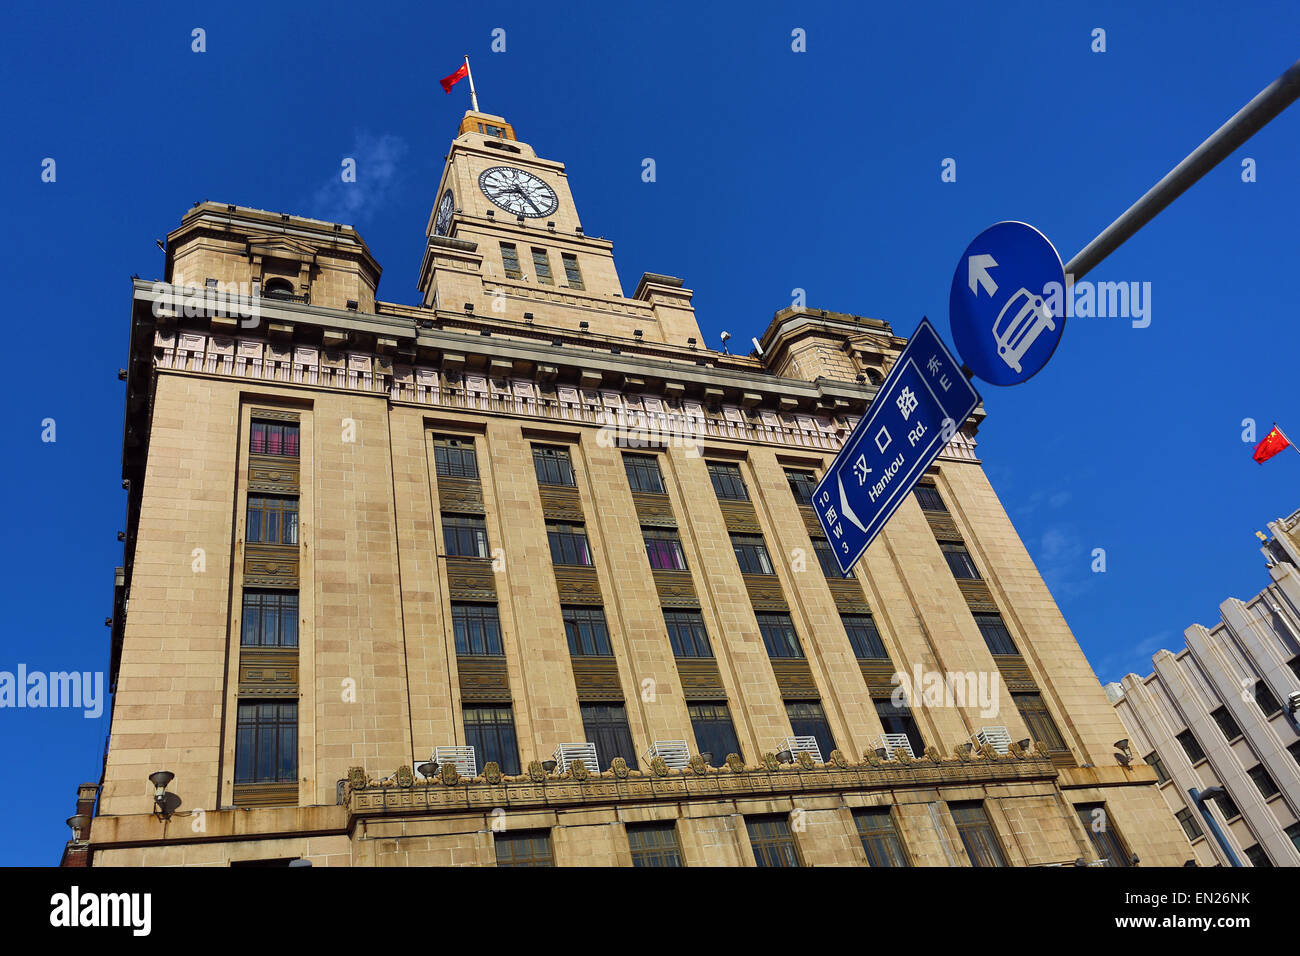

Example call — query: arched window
[865,368,883,385]
[262,278,295,300]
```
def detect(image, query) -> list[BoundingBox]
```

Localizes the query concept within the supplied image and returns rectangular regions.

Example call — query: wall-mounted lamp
[579,321,590,330]
[1016,738,1031,751]
[464,303,474,313]
[547,221,556,232]
[346,299,358,311]
[633,329,643,338]
[66,814,89,841]
[776,750,793,764]
[698,752,714,766]
[417,761,438,779]
[542,760,558,774]
[1114,739,1130,756]
[687,337,697,349]
[149,770,175,819]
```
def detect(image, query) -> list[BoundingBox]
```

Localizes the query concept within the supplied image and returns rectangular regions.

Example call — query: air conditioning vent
[434,745,477,778]
[552,742,599,775]
[975,726,1012,754]
[875,733,914,759]
[782,735,823,763]
[644,740,690,769]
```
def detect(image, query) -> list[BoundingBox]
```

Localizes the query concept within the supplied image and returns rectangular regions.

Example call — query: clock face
[478,166,559,218]
[434,189,455,236]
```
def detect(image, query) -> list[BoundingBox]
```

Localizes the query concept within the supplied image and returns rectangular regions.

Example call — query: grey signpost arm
[1064,57,1300,282]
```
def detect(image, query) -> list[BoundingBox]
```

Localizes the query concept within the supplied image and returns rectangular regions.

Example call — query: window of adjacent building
[756,612,803,659]
[853,807,911,867]
[687,701,741,765]
[240,589,299,647]
[731,533,774,575]
[874,697,925,758]
[1146,751,1170,785]
[1211,790,1241,821]
[785,469,818,506]
[234,700,297,785]
[941,542,981,579]
[451,603,504,656]
[1074,803,1132,867]
[443,513,489,558]
[1290,741,1300,768]
[913,483,947,512]
[531,444,575,486]
[246,495,299,546]
[1289,656,1300,683]
[530,247,553,285]
[1244,844,1273,868]
[562,605,612,656]
[664,610,713,659]
[1210,705,1243,741]
[623,453,665,494]
[495,830,553,867]
[949,802,1007,867]
[500,242,522,279]
[644,527,688,571]
[811,536,841,577]
[432,436,478,479]
[707,461,749,500]
[1253,679,1283,717]
[746,815,801,867]
[561,252,584,290]
[547,521,592,566]
[1287,822,1300,855]
[1249,764,1280,799]
[842,613,889,660]
[1013,692,1068,753]
[626,822,683,867]
[250,420,299,457]
[463,704,521,775]
[1176,808,1204,842]
[580,702,637,771]
[785,700,836,761]
[1177,729,1206,764]
[972,612,1019,656]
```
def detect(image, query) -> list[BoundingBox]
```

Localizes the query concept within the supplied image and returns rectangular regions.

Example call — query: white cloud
[310,132,408,225]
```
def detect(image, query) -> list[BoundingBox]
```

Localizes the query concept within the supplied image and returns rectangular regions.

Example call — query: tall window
[874,697,925,758]
[785,700,836,761]
[1211,790,1240,820]
[1176,729,1206,763]
[1210,705,1243,741]
[562,606,612,656]
[530,247,553,285]
[547,521,592,566]
[580,702,637,770]
[495,831,553,867]
[500,242,522,279]
[240,590,299,647]
[1249,764,1280,798]
[811,537,841,576]
[688,702,741,765]
[624,453,665,494]
[432,436,478,478]
[853,808,911,867]
[1253,679,1282,717]
[247,495,299,545]
[1176,808,1203,842]
[1290,741,1300,768]
[644,527,687,571]
[842,613,889,660]
[627,823,683,867]
[941,542,981,579]
[531,445,575,486]
[664,610,713,658]
[443,513,489,558]
[463,704,520,775]
[234,701,297,784]
[1244,844,1273,868]
[1146,751,1170,784]
[973,612,1019,656]
[949,802,1007,867]
[250,420,299,457]
[707,461,748,500]
[746,815,801,867]
[785,469,818,506]
[451,603,504,656]
[914,484,947,512]
[561,252,583,289]
[756,612,803,659]
[1287,822,1300,854]
[1012,692,1068,752]
[731,533,774,575]
[1074,803,1131,867]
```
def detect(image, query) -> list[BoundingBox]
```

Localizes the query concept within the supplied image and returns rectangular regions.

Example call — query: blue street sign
[810,318,980,576]
[949,221,1066,386]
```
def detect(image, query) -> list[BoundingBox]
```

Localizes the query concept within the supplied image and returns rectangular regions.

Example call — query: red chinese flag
[440,63,469,93]
[1253,425,1291,464]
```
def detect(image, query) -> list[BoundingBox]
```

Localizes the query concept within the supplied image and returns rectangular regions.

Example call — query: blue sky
[2,1,1298,865]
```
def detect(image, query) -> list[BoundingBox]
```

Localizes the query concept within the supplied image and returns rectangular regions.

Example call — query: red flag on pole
[1253,424,1292,463]
[440,63,469,93]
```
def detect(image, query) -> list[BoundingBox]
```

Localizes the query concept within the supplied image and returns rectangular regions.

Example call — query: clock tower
[418,111,703,346]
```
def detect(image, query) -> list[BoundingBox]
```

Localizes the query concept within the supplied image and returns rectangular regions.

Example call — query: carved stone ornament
[440,762,461,786]
[1008,741,1027,760]
[953,745,974,762]
[396,764,413,787]
[570,758,590,781]
[649,756,670,778]
[610,757,630,779]
[1033,740,1051,759]
[348,766,366,790]
[796,751,815,769]
[864,749,882,767]
[761,752,780,772]
[527,760,547,783]
[724,753,745,774]
[483,761,502,785]
[979,743,999,761]
[894,748,912,765]
[828,749,848,769]
[924,746,943,764]
[688,754,709,775]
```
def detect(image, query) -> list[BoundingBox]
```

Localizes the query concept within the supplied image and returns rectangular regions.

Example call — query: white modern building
[1107,507,1300,867]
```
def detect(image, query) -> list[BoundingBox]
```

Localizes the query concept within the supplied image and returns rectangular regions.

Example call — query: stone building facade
[1107,508,1300,867]
[76,111,1191,867]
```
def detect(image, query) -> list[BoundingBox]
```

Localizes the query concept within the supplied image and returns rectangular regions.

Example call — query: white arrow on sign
[968,254,998,297]
[837,475,867,532]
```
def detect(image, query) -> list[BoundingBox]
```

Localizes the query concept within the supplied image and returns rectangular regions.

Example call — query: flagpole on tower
[464,55,479,113]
